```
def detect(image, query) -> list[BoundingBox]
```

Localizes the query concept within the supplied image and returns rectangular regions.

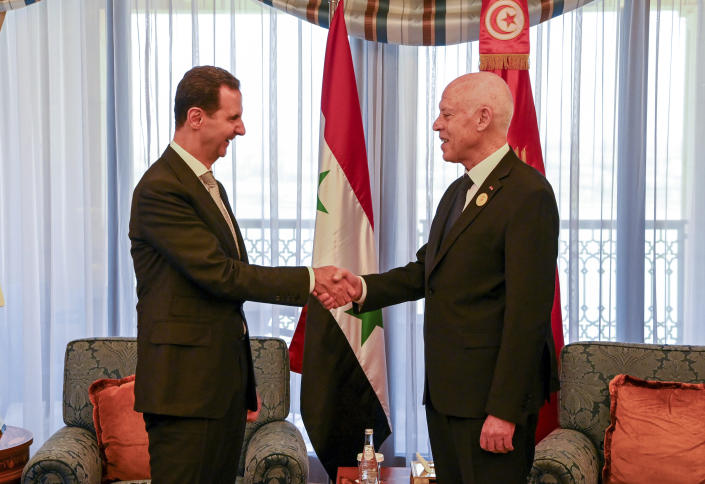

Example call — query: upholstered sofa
[22,337,308,484]
[529,341,705,483]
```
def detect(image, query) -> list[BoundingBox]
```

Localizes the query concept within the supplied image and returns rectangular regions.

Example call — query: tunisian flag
[480,0,564,442]
[289,1,391,478]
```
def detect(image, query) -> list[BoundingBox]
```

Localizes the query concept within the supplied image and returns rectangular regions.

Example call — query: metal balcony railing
[239,218,686,345]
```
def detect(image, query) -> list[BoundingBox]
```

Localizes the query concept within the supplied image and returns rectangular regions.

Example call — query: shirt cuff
[355,276,367,305]
[307,267,315,293]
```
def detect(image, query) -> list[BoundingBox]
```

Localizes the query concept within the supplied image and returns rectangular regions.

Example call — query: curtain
[253,0,594,46]
[1,0,704,478]
[0,0,109,444]
[530,0,704,345]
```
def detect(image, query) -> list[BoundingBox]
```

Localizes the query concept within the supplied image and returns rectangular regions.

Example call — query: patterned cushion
[63,338,138,432]
[530,428,599,484]
[244,420,308,484]
[530,342,705,484]
[249,337,291,422]
[24,336,307,484]
[21,426,102,484]
[602,374,705,484]
[88,375,150,481]
[238,337,291,474]
[559,342,705,468]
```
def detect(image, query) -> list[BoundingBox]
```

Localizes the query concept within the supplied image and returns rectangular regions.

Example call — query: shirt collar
[170,140,210,178]
[466,143,509,186]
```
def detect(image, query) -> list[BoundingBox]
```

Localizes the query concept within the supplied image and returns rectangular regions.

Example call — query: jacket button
[428,289,434,296]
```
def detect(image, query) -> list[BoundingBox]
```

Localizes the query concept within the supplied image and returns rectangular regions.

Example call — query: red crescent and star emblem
[485,0,525,41]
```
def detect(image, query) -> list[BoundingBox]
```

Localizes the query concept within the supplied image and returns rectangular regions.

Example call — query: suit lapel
[428,152,515,277]
[162,147,241,259]
[219,185,248,263]
[426,176,462,274]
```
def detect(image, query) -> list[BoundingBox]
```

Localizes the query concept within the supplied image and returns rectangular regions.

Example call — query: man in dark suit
[338,72,559,483]
[129,66,353,483]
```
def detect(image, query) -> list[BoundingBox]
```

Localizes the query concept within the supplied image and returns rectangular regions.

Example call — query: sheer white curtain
[0,0,109,445]
[2,0,705,474]
[529,0,705,345]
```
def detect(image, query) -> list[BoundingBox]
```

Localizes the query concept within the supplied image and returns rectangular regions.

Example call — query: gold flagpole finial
[0,12,7,33]
[328,0,339,20]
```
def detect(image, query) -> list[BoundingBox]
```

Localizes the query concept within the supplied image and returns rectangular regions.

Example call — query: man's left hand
[312,266,360,309]
[479,414,515,453]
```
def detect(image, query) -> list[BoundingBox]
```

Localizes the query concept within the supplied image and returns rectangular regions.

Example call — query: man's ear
[476,106,493,131]
[186,107,204,129]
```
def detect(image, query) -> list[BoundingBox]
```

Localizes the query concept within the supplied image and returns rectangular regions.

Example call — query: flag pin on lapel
[476,193,488,206]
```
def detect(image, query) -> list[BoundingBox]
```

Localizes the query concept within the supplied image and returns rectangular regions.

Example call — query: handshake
[312,266,363,310]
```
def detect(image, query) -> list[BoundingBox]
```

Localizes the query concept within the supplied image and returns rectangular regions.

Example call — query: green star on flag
[294,3,391,478]
[345,308,383,346]
[317,170,330,213]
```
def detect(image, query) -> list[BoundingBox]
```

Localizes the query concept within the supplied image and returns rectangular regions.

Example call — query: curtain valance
[255,0,593,46]
[0,0,41,12]
[0,0,41,31]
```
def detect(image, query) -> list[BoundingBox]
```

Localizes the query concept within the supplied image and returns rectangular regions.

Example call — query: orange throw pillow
[88,375,150,482]
[603,374,705,484]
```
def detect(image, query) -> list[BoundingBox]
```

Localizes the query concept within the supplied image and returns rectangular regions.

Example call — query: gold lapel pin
[476,193,488,206]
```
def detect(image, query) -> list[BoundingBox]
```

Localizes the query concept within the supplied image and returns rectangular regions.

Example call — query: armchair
[22,336,308,484]
[529,341,705,484]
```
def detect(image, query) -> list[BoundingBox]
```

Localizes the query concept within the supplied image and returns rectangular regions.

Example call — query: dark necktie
[441,174,472,242]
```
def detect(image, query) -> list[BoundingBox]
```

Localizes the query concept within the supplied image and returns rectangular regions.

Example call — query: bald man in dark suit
[336,72,559,483]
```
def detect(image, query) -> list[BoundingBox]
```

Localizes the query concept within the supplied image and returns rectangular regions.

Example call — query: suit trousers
[425,402,537,484]
[143,338,249,484]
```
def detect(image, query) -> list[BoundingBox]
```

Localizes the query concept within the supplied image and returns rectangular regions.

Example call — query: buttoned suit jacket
[361,149,559,425]
[129,146,309,419]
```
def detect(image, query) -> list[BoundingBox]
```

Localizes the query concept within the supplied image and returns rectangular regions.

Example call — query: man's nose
[432,118,440,131]
[237,122,246,136]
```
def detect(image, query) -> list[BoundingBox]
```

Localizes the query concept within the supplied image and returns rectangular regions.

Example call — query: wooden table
[337,466,410,484]
[0,426,33,484]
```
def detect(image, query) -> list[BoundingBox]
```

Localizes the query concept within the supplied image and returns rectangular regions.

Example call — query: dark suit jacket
[129,146,309,419]
[361,149,559,425]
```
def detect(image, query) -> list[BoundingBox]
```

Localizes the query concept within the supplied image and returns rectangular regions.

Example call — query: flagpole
[328,0,339,20]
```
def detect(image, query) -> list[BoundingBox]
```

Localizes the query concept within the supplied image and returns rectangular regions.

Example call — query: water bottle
[358,428,378,484]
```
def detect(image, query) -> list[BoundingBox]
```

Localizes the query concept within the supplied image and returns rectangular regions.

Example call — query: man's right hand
[480,414,516,454]
[312,266,362,309]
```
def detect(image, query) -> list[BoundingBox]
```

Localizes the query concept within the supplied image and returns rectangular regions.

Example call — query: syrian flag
[292,1,391,479]
[479,0,565,442]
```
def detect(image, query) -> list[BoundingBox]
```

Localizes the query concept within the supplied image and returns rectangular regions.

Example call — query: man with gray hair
[337,72,560,482]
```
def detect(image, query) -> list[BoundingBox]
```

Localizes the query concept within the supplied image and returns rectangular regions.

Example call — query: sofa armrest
[22,426,102,484]
[529,428,600,484]
[243,420,308,484]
